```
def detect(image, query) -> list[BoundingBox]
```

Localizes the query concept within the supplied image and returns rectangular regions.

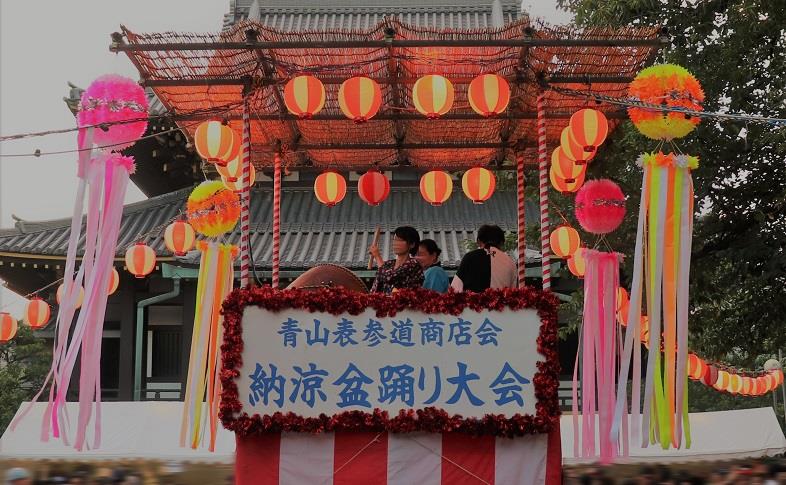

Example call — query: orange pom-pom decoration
[314,171,347,207]
[284,75,326,118]
[187,181,241,237]
[125,243,156,278]
[461,167,496,204]
[420,171,453,206]
[338,77,382,122]
[357,171,390,206]
[569,108,608,154]
[412,75,454,119]
[25,298,50,330]
[194,121,240,167]
[550,225,581,258]
[467,74,510,117]
[628,64,704,140]
[0,312,17,343]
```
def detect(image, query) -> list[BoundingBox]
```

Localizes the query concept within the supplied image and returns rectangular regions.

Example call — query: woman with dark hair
[451,224,517,292]
[416,239,449,293]
[369,226,424,293]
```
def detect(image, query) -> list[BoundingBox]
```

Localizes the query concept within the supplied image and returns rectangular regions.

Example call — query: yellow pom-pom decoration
[628,64,704,141]
[186,181,241,237]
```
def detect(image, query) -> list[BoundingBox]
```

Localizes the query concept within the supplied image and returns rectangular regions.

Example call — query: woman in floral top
[369,226,424,293]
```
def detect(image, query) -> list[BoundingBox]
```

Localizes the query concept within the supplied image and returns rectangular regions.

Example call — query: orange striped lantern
[741,376,753,395]
[314,171,347,207]
[284,75,326,118]
[215,155,243,182]
[617,287,629,312]
[729,373,743,394]
[776,369,784,387]
[567,247,587,277]
[194,121,240,167]
[617,300,630,326]
[569,108,609,154]
[338,77,382,122]
[357,170,390,206]
[222,164,256,193]
[550,225,581,258]
[551,147,585,184]
[25,297,50,330]
[687,354,705,380]
[550,166,585,194]
[0,312,17,343]
[164,220,197,256]
[56,283,84,309]
[560,127,596,165]
[713,370,731,392]
[125,242,156,278]
[420,171,453,206]
[412,75,454,119]
[461,167,496,204]
[640,316,651,347]
[467,74,510,117]
[108,267,120,295]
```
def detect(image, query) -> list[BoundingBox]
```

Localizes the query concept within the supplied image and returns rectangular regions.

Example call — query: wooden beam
[171,110,628,122]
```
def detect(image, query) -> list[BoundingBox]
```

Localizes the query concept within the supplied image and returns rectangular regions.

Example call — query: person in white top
[451,224,517,292]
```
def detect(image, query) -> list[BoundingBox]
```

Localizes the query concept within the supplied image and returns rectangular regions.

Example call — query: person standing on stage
[416,239,449,293]
[369,226,424,293]
[451,224,516,292]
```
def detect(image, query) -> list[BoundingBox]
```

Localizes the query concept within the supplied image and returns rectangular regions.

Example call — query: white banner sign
[237,306,544,418]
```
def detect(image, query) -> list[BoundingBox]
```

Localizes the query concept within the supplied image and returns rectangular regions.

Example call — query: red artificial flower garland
[219,286,561,438]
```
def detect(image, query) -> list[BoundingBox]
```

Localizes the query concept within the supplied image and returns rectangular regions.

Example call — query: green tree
[0,322,51,434]
[554,0,786,368]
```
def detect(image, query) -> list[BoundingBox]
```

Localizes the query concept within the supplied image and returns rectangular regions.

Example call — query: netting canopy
[117,18,664,171]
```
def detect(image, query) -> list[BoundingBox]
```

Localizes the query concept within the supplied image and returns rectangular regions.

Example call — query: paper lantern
[215,155,246,182]
[0,313,17,343]
[560,127,595,166]
[567,247,587,277]
[687,354,705,380]
[467,74,510,117]
[314,171,347,207]
[776,369,785,387]
[628,64,704,141]
[616,300,630,326]
[338,77,382,122]
[741,376,752,395]
[702,365,719,387]
[729,374,743,394]
[76,74,148,151]
[222,165,256,193]
[357,171,390,206]
[575,179,626,234]
[420,171,453,206]
[617,287,629,312]
[461,167,496,204]
[412,75,454,119]
[57,284,85,309]
[25,298,50,330]
[640,316,650,347]
[713,370,731,391]
[194,121,240,166]
[569,108,608,153]
[284,75,326,118]
[550,225,581,258]
[551,147,585,184]
[125,243,156,278]
[187,181,241,237]
[164,220,196,256]
[550,166,585,194]
[108,267,120,295]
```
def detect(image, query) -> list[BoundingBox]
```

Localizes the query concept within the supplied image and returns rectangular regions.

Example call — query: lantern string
[550,85,786,127]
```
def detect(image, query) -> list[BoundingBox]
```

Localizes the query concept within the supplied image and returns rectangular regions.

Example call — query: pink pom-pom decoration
[575,179,626,234]
[77,74,148,151]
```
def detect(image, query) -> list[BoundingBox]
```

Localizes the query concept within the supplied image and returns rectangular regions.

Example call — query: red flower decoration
[219,287,561,437]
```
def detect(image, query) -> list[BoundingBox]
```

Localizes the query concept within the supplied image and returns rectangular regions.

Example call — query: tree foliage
[553,0,786,367]
[0,323,51,434]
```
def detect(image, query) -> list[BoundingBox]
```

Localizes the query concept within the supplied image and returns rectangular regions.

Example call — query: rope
[410,436,492,485]
[328,432,384,481]
[239,99,252,288]
[537,92,551,291]
[516,152,526,288]
[271,152,282,288]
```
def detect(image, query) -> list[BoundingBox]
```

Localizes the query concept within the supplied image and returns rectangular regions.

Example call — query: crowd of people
[368,224,516,294]
[565,460,786,485]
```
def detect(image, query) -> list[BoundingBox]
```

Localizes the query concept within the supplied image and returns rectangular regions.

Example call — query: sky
[0,0,572,316]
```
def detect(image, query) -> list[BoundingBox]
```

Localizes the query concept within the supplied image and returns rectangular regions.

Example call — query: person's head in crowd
[4,468,32,485]
[416,239,441,268]
[392,226,420,256]
[476,224,505,250]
